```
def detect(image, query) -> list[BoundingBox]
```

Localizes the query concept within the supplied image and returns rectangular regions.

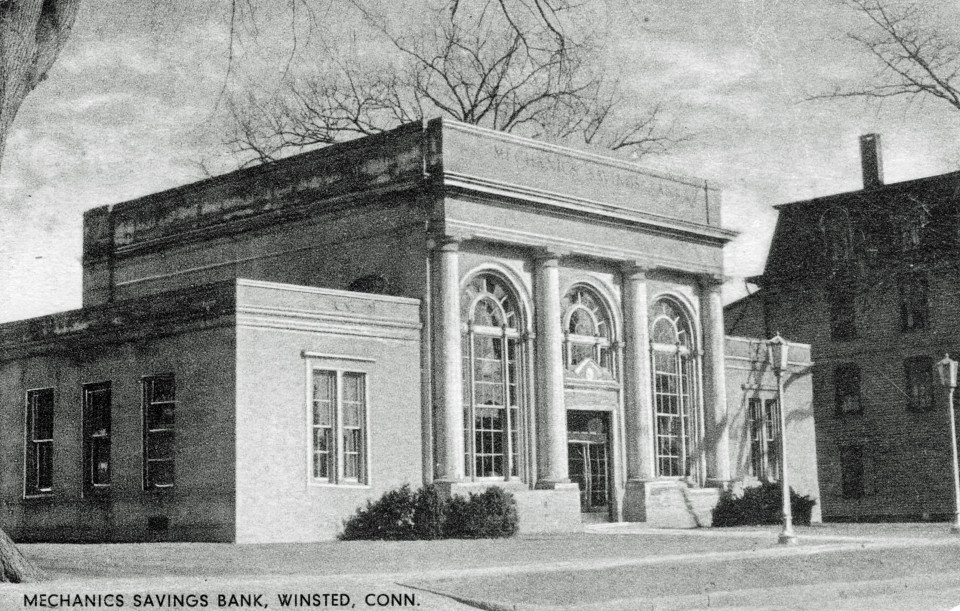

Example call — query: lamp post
[767,334,798,545]
[936,354,960,534]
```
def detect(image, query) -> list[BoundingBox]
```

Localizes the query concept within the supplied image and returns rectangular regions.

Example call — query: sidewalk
[3,523,960,610]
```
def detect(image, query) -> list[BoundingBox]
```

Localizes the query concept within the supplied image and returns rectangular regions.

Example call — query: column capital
[621,262,654,279]
[428,235,462,252]
[533,247,570,264]
[697,273,726,292]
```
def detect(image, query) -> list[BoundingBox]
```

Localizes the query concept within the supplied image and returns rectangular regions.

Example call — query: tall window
[834,364,863,416]
[83,382,112,492]
[904,356,934,412]
[748,397,780,481]
[561,285,615,374]
[899,273,929,331]
[840,445,865,498]
[311,369,368,484]
[650,298,700,479]
[461,273,524,480]
[829,280,857,341]
[143,375,175,489]
[25,388,54,496]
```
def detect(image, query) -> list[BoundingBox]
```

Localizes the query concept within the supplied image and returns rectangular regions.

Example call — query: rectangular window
[840,445,865,499]
[25,388,54,496]
[747,397,780,481]
[143,375,175,489]
[899,273,929,331]
[904,356,934,412]
[834,364,863,416]
[83,382,112,492]
[829,282,857,341]
[311,369,368,484]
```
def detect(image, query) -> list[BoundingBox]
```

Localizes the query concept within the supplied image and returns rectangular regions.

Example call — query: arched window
[649,298,700,479]
[461,274,524,480]
[561,285,615,374]
[819,207,853,270]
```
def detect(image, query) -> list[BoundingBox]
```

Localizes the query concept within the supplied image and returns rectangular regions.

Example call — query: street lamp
[936,354,960,534]
[767,334,798,545]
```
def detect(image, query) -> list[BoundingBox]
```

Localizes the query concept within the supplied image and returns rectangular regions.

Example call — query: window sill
[308,481,371,489]
[22,494,54,504]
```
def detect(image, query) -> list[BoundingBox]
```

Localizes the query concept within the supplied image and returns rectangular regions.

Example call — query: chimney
[859,133,884,189]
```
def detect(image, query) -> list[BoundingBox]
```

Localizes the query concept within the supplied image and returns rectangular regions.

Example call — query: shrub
[339,484,417,540]
[712,481,817,527]
[445,486,519,539]
[339,484,518,540]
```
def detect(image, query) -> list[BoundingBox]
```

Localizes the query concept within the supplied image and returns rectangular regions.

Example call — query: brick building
[1,119,819,541]
[728,134,960,522]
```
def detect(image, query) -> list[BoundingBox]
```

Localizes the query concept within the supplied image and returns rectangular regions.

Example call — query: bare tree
[812,0,960,111]
[226,0,681,165]
[0,0,81,176]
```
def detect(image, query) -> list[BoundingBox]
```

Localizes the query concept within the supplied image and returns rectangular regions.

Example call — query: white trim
[301,351,376,363]
[459,264,533,334]
[305,364,372,487]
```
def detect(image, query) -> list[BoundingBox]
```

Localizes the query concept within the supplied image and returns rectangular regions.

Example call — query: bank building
[0,119,820,542]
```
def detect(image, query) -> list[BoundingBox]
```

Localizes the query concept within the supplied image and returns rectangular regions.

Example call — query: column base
[534,480,577,491]
[704,478,732,490]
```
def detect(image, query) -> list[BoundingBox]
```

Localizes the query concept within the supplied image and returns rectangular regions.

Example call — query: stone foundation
[623,480,720,528]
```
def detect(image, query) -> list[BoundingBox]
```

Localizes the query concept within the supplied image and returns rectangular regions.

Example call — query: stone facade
[0,119,820,541]
[729,134,960,522]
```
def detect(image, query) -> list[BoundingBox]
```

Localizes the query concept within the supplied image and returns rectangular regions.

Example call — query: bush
[444,486,519,539]
[339,484,417,540]
[712,481,817,527]
[339,484,518,540]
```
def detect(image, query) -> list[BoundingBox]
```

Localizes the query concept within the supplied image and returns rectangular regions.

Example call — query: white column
[699,274,731,484]
[534,252,569,487]
[622,264,655,481]
[432,237,464,482]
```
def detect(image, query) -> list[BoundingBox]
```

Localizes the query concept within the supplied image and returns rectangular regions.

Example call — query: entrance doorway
[567,411,611,518]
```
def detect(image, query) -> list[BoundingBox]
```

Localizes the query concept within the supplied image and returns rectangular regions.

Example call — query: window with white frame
[311,369,368,484]
[561,285,615,374]
[83,382,112,492]
[650,298,700,479]
[461,273,524,480]
[25,388,54,496]
[143,375,175,489]
[747,397,780,481]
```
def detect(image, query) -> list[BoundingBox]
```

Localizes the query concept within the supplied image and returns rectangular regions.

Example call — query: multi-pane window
[25,388,54,496]
[899,273,929,331]
[561,286,615,374]
[904,356,934,412]
[311,369,368,484]
[828,281,857,341]
[143,375,175,489]
[840,445,865,498]
[83,382,111,491]
[748,397,780,481]
[834,364,863,416]
[461,273,524,480]
[650,298,700,479]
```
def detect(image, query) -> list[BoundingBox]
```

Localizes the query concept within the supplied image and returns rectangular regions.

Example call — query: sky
[2,0,960,323]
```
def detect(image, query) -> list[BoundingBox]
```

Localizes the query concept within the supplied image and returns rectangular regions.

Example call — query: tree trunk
[0,527,42,583]
[0,0,81,175]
